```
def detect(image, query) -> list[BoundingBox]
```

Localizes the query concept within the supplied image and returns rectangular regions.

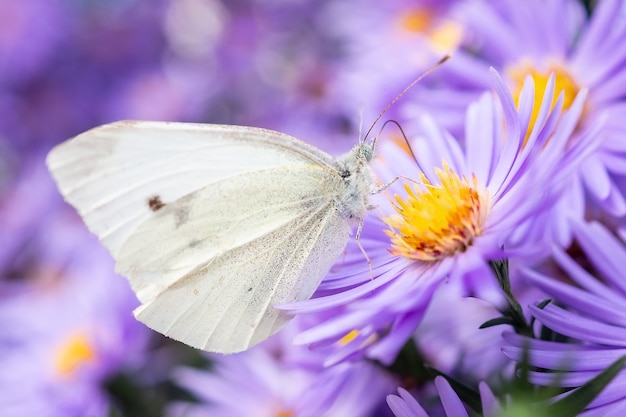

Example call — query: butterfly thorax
[334,143,376,222]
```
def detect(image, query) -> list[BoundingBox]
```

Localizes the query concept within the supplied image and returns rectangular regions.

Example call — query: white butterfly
[46,121,378,353]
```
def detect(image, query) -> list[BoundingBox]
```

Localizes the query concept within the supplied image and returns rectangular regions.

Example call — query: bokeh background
[0,0,607,416]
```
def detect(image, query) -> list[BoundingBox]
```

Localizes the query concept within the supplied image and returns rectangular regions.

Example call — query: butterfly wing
[127,174,351,352]
[47,121,351,352]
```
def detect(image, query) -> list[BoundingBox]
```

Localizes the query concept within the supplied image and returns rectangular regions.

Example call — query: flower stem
[488,259,533,337]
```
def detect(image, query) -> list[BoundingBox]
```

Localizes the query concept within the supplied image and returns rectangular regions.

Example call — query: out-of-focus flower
[413,0,626,222]
[0,1,69,86]
[167,0,366,155]
[282,69,596,365]
[0,163,149,416]
[387,377,500,417]
[320,0,463,126]
[502,219,626,416]
[0,1,178,158]
[170,318,395,417]
[413,284,511,383]
[0,159,61,274]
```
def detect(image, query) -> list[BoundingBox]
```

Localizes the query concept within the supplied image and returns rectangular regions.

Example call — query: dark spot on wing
[247,287,252,292]
[148,195,165,211]
[174,206,189,228]
[188,239,202,248]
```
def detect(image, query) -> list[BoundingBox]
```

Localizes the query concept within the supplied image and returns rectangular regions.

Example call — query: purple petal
[292,308,376,345]
[502,332,626,371]
[523,267,626,327]
[591,64,626,105]
[279,261,406,312]
[582,154,612,199]
[465,93,497,185]
[571,0,621,72]
[435,376,469,417]
[544,370,626,409]
[488,68,522,197]
[530,304,626,346]
[551,245,625,305]
[479,382,501,417]
[387,387,429,417]
[578,399,626,417]
[572,220,626,295]
[368,310,429,365]
[516,75,536,131]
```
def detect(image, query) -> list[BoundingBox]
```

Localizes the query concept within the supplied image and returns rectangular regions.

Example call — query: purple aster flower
[282,68,597,365]
[413,0,626,222]
[170,319,395,417]
[0,163,149,416]
[321,0,463,126]
[502,219,626,416]
[387,377,500,417]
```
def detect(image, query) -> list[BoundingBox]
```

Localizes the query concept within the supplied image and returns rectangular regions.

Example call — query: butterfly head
[358,142,375,162]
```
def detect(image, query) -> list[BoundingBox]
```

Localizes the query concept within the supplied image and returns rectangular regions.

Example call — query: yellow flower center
[54,332,95,378]
[384,163,490,262]
[398,8,463,52]
[400,8,431,33]
[507,62,581,144]
[428,20,464,53]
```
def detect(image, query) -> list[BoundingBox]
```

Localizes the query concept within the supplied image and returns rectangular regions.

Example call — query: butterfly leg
[372,174,424,195]
[372,176,400,194]
[355,219,374,280]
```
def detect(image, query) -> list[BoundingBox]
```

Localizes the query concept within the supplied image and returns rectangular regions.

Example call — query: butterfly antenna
[365,54,451,148]
[377,119,425,172]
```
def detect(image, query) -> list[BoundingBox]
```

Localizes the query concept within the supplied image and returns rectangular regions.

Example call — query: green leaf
[488,259,531,336]
[546,355,626,415]
[480,316,518,329]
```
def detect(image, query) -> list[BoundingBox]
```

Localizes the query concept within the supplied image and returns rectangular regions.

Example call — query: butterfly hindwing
[128,171,351,352]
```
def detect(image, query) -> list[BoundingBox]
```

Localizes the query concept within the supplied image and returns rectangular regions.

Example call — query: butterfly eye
[360,144,374,161]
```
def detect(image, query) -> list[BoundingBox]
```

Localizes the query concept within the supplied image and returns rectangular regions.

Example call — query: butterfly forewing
[46,121,340,259]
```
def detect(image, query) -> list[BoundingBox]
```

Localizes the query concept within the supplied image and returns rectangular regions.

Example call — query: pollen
[54,332,95,377]
[384,163,490,262]
[338,329,360,346]
[508,62,582,143]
